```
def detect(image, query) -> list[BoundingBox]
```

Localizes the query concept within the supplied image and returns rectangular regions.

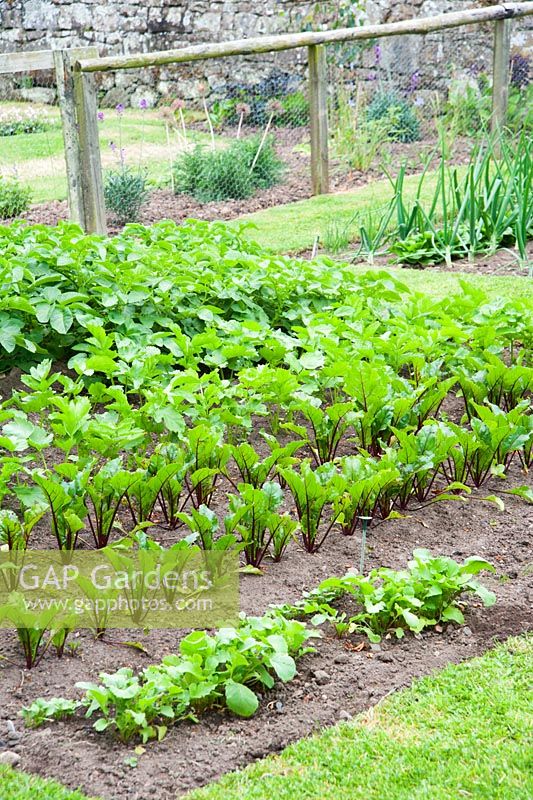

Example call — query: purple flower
[374,44,382,65]
[115,103,124,116]
[139,98,148,110]
[408,71,420,93]
[97,111,104,122]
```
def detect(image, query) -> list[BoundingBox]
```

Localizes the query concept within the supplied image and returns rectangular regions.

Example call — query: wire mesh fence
[0,64,62,217]
[0,9,531,229]
[101,51,312,219]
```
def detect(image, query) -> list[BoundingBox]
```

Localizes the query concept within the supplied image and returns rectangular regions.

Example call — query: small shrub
[104,167,149,224]
[367,91,421,143]
[443,77,490,137]
[173,136,284,202]
[0,177,31,218]
[234,136,284,189]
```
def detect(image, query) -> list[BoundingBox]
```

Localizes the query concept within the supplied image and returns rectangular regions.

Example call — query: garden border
[2,3,533,234]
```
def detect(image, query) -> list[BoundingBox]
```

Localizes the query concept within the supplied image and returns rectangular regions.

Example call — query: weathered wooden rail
[1,3,532,234]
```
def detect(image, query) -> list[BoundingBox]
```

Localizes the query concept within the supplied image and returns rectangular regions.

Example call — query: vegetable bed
[0,219,531,799]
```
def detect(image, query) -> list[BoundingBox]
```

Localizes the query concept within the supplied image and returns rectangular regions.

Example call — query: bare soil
[0,450,531,800]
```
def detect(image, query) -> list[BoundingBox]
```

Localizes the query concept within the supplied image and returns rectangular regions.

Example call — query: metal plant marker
[358,516,373,574]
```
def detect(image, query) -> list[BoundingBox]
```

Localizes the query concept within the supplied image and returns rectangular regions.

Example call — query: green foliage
[103,166,149,225]
[279,549,496,642]
[366,91,421,143]
[280,462,344,553]
[226,481,295,567]
[23,612,314,742]
[173,136,284,202]
[283,400,357,465]
[332,86,391,171]
[442,76,491,137]
[0,593,74,669]
[279,91,309,127]
[0,109,50,137]
[346,549,495,641]
[383,134,533,269]
[443,72,532,136]
[0,177,31,219]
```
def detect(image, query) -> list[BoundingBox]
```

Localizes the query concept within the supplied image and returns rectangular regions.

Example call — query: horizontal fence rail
[75,3,533,73]
[0,49,56,74]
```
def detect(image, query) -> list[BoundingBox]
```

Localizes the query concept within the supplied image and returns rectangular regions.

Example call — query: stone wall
[0,1,531,104]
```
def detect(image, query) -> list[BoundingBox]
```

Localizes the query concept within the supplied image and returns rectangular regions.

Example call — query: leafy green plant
[0,594,68,669]
[32,466,89,551]
[0,177,31,219]
[279,550,495,643]
[283,400,357,465]
[333,455,400,535]
[22,612,314,742]
[457,354,533,416]
[346,549,496,641]
[367,91,421,143]
[230,439,301,488]
[104,166,149,225]
[0,505,45,552]
[125,459,184,528]
[173,136,283,202]
[440,402,531,488]
[279,461,343,553]
[225,481,294,567]
[182,424,230,509]
[331,85,390,171]
[177,504,238,553]
[85,459,139,548]
[22,697,80,728]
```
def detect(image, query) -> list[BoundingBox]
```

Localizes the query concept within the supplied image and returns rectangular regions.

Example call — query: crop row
[20,549,495,743]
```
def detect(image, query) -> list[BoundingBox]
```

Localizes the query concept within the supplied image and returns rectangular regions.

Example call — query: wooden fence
[2,3,532,234]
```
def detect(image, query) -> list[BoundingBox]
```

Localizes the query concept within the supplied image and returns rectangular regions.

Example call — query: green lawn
[0,766,97,800]
[187,636,532,800]
[0,104,220,203]
[2,637,530,800]
[347,263,533,301]
[234,172,438,253]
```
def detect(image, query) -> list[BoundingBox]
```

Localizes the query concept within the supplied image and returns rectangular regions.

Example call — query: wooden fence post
[53,48,95,227]
[71,63,107,234]
[308,44,329,196]
[491,17,512,137]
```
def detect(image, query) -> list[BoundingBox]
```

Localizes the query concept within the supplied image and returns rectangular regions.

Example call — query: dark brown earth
[349,240,533,278]
[0,453,531,800]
